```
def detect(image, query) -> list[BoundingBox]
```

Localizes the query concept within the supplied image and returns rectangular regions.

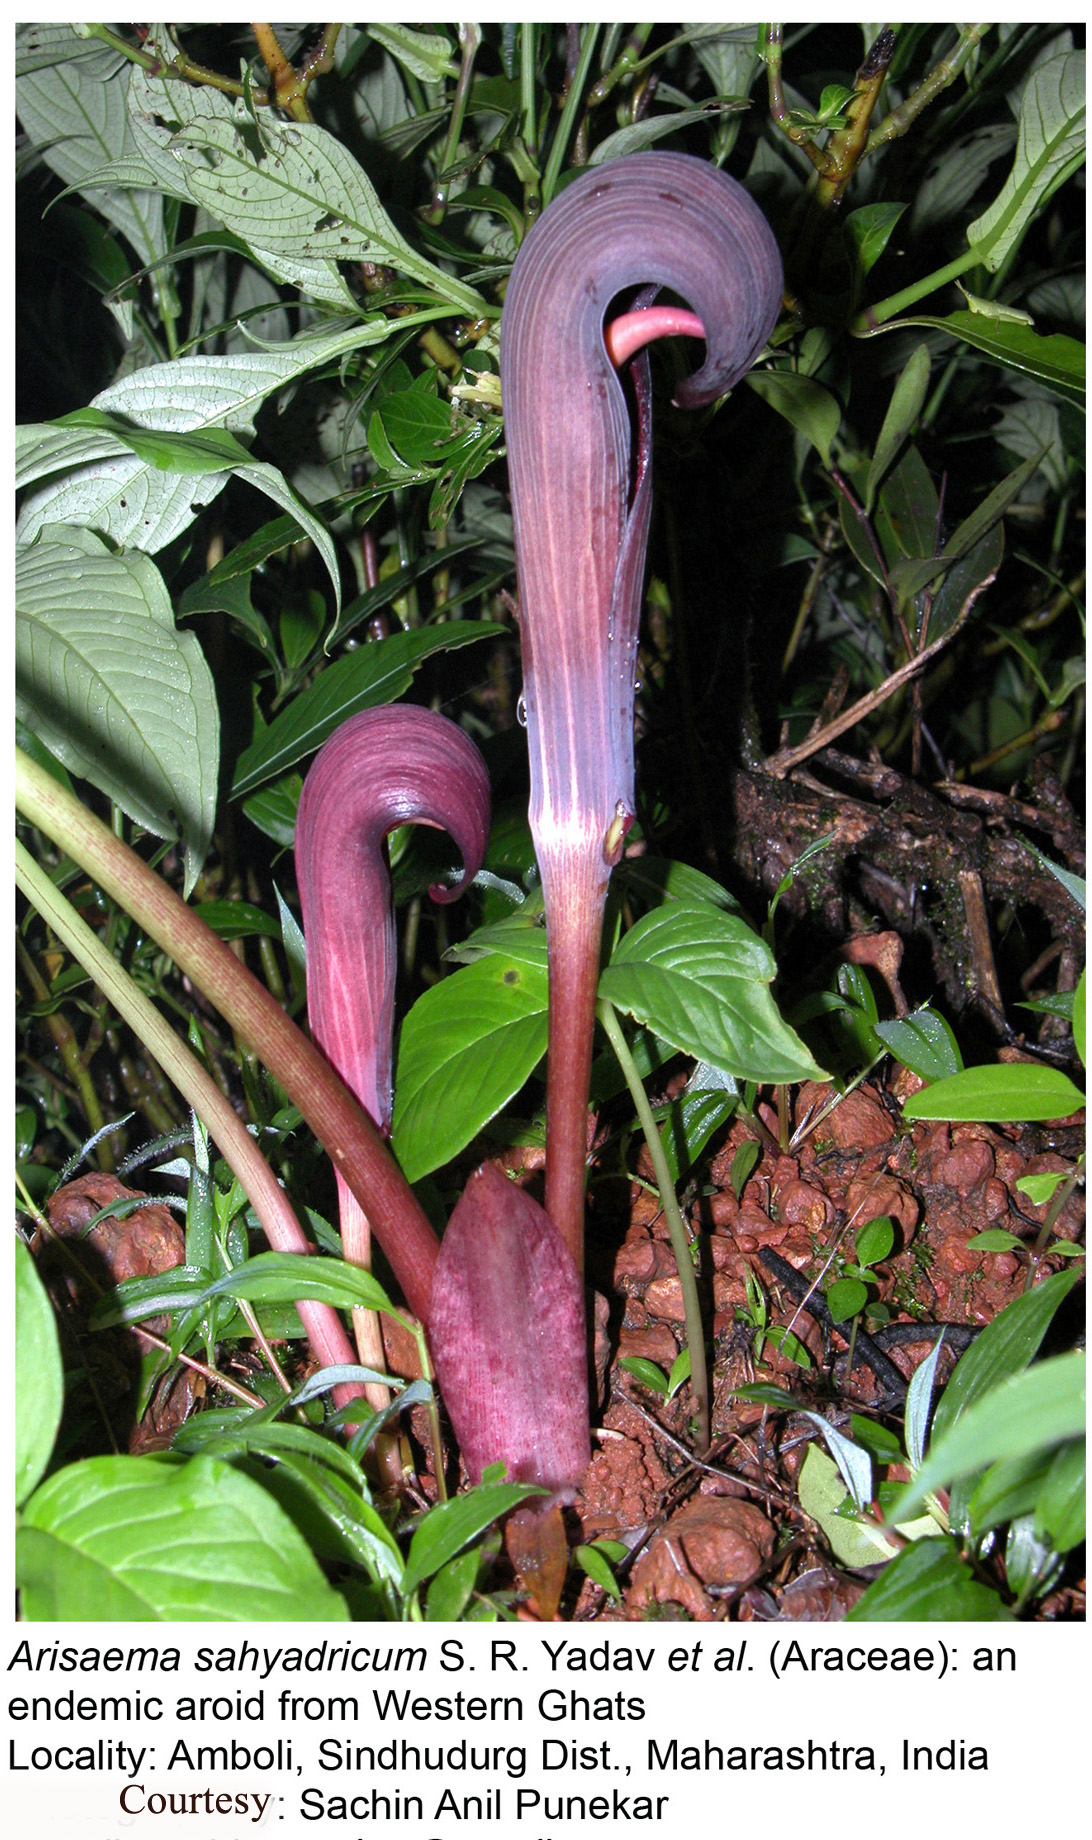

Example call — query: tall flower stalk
[500,153,783,1272]
[295,706,489,1415]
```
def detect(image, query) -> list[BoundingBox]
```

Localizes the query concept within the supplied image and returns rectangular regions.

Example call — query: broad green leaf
[965,1449,1058,1540]
[660,1087,735,1185]
[746,371,841,466]
[902,1063,1084,1123]
[617,856,741,914]
[170,114,484,316]
[968,51,1086,272]
[425,1546,481,1621]
[848,1539,1014,1621]
[190,900,280,942]
[17,1453,348,1620]
[932,312,1084,406]
[367,22,458,83]
[15,535,218,892]
[887,455,1041,606]
[599,904,825,1085]
[798,1445,902,1568]
[574,1543,623,1601]
[1034,1439,1085,1552]
[889,1353,1085,1522]
[243,774,303,849]
[618,1357,670,1396]
[16,24,165,269]
[855,1215,895,1267]
[230,622,501,796]
[401,1482,546,1596]
[875,443,940,567]
[931,1266,1084,1446]
[392,956,549,1181]
[875,1009,962,1081]
[827,1276,869,1323]
[843,201,905,282]
[15,1240,63,1508]
[866,343,932,512]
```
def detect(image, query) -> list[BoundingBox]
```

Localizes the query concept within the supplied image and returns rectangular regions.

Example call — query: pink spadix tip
[604,306,706,367]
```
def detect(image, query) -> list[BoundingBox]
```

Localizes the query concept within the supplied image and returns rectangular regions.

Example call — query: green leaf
[231,622,501,796]
[1014,1171,1070,1208]
[425,1546,481,1621]
[1034,1439,1085,1552]
[15,1241,63,1509]
[848,1540,1014,1621]
[902,1063,1084,1123]
[16,24,166,270]
[17,1453,349,1620]
[931,1266,1084,1446]
[618,1357,670,1396]
[191,900,280,942]
[968,51,1086,272]
[798,1444,902,1568]
[874,1009,962,1080]
[401,1483,545,1596]
[843,201,905,282]
[574,1543,623,1601]
[855,1216,895,1267]
[866,343,932,512]
[887,455,1041,608]
[391,956,549,1182]
[889,1353,1085,1523]
[367,22,457,82]
[1074,967,1086,1069]
[243,774,303,850]
[967,1229,1025,1253]
[15,534,218,893]
[589,104,744,166]
[827,1276,869,1323]
[599,904,825,1085]
[659,1088,735,1185]
[746,371,841,466]
[913,312,1085,406]
[876,443,940,567]
[170,113,484,316]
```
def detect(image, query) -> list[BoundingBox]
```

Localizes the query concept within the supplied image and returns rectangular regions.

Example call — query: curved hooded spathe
[501,153,783,1267]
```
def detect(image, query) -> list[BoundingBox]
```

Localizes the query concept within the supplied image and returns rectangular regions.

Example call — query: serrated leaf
[401,1482,546,1596]
[16,1241,63,1509]
[599,904,825,1085]
[392,956,549,1181]
[15,535,218,892]
[968,51,1086,272]
[231,622,501,797]
[902,1063,1084,1123]
[889,1353,1085,1523]
[17,1453,349,1620]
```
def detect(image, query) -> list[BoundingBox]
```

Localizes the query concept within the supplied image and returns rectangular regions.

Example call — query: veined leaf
[15,533,218,892]
[392,956,550,1181]
[599,904,825,1085]
[230,622,502,796]
[866,343,931,513]
[902,1063,1084,1123]
[16,1241,64,1510]
[879,312,1085,407]
[968,51,1086,272]
[746,370,841,466]
[847,1539,1014,1621]
[17,1453,348,1621]
[367,22,458,83]
[16,23,165,269]
[169,114,485,317]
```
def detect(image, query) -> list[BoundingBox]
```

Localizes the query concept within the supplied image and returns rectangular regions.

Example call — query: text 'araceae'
[500,152,783,1272]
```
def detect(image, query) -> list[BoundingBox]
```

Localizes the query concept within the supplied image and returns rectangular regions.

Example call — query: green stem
[15,837,374,1421]
[15,748,441,1326]
[425,22,482,224]
[851,246,980,334]
[597,998,711,1453]
[541,23,601,206]
[866,25,991,153]
[520,23,541,219]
